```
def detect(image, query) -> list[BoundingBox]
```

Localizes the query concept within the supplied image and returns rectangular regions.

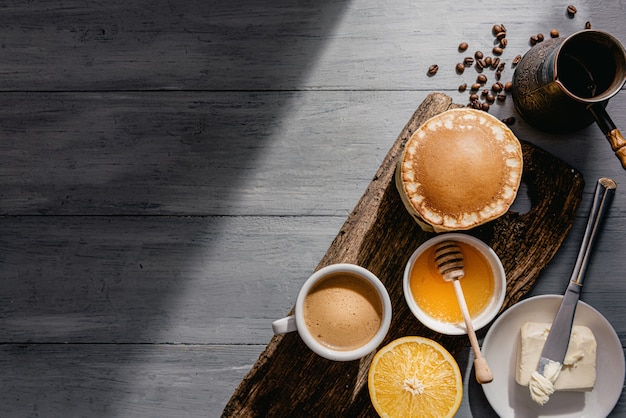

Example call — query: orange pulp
[410,241,494,323]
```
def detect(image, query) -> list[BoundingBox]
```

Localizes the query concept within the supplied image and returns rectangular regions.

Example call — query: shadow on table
[0,0,351,415]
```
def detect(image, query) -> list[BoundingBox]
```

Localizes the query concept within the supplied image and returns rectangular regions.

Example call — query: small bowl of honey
[403,233,506,335]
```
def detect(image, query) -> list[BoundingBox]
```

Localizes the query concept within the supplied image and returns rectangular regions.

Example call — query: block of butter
[516,322,596,391]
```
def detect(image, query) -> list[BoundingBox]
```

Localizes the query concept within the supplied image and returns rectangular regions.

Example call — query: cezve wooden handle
[606,128,626,169]
[589,103,626,170]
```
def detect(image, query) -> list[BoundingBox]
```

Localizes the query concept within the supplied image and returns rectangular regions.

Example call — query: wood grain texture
[222,93,584,417]
[1,0,625,416]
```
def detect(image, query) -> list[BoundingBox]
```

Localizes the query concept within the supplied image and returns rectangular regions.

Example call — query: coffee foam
[303,273,383,351]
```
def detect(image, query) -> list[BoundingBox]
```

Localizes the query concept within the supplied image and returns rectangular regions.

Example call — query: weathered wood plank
[222,92,586,416]
[2,91,626,216]
[0,1,621,92]
[0,343,263,418]
[0,213,624,345]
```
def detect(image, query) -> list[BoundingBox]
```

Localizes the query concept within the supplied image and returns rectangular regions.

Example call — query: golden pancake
[396,108,523,232]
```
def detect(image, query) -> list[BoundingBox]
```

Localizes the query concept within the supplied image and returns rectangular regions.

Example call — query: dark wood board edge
[222,92,585,417]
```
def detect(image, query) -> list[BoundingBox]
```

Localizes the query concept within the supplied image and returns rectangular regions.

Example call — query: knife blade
[530,177,616,405]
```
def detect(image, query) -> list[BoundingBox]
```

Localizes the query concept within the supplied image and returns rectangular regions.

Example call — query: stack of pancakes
[396,108,523,232]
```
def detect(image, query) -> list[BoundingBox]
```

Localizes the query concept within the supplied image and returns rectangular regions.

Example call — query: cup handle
[588,103,626,169]
[272,315,297,334]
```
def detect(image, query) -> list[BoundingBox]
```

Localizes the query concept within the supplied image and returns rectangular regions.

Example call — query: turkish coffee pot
[512,29,626,169]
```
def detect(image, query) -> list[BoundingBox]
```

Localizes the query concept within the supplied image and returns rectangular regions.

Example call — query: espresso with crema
[303,272,383,351]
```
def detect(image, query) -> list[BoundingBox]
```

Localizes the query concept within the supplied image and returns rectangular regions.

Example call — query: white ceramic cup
[272,263,392,361]
[403,233,506,335]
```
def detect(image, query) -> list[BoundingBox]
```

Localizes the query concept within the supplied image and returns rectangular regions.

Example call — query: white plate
[482,294,625,418]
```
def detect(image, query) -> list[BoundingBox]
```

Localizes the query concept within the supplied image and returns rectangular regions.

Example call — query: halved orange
[368,336,463,418]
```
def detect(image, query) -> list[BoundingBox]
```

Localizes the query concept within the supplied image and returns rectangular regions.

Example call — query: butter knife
[535,177,616,387]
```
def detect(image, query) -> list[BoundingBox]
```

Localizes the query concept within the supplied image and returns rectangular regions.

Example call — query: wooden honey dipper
[434,240,494,384]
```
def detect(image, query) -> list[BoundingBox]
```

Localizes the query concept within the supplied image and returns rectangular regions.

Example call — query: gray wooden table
[1,1,625,417]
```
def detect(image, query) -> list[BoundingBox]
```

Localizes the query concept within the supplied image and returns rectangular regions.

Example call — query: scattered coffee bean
[537,33,544,42]
[492,24,503,35]
[458,42,469,52]
[477,74,488,84]
[530,35,539,46]
[470,93,479,101]
[456,63,465,74]
[550,29,560,38]
[464,56,475,66]
[493,46,503,55]
[471,83,481,91]
[502,116,516,126]
[481,102,490,112]
[486,93,495,103]
[492,82,503,92]
[484,56,493,66]
[500,24,507,33]
[427,64,439,75]
[500,38,508,48]
[496,31,507,41]
[567,4,577,17]
[495,70,502,80]
[585,21,592,29]
[512,54,522,66]
[475,51,484,60]
[491,57,500,70]
[504,81,513,91]
[481,89,489,97]
[458,83,467,92]
[476,59,486,70]
[497,62,506,72]
[497,93,507,102]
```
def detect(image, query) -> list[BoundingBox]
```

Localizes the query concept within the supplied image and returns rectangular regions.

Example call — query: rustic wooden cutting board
[222,92,585,417]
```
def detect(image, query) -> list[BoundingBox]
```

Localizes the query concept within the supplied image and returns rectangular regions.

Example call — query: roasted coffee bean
[585,21,592,29]
[476,59,486,70]
[470,93,479,102]
[458,83,467,92]
[427,64,439,75]
[484,56,493,66]
[492,24,502,35]
[477,74,488,84]
[512,54,522,66]
[498,62,505,72]
[491,57,500,70]
[481,102,490,112]
[458,42,469,51]
[530,35,539,46]
[537,33,544,42]
[502,116,516,126]
[481,89,489,97]
[500,38,508,48]
[500,24,507,33]
[486,93,495,103]
[463,56,474,66]
[550,29,560,38]
[496,31,507,41]
[504,81,513,92]
[495,70,502,80]
[471,83,481,91]
[475,51,484,60]
[567,4,577,17]
[497,93,506,102]
[493,46,503,55]
[492,82,503,92]
[456,63,465,74]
